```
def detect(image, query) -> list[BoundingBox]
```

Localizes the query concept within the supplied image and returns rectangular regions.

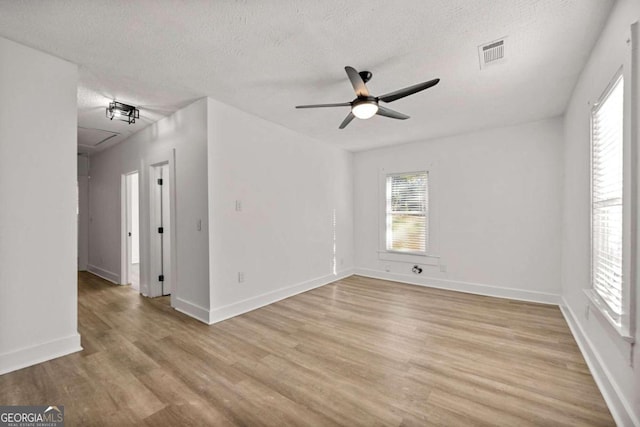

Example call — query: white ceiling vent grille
[478,38,506,69]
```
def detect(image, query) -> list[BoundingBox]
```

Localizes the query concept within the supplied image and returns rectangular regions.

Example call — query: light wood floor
[0,273,613,426]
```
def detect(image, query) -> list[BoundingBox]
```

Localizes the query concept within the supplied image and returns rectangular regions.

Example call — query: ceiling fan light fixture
[106,101,140,124]
[351,99,379,120]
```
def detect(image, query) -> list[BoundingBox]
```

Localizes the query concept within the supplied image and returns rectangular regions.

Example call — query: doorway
[123,171,140,291]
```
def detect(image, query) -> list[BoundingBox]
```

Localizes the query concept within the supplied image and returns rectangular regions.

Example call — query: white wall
[354,118,564,303]
[88,98,210,317]
[561,0,640,425]
[88,96,354,325]
[0,37,81,374]
[206,98,354,323]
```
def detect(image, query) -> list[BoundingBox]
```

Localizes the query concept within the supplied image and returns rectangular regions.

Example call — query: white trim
[121,170,140,287]
[354,268,561,305]
[627,20,638,350]
[87,264,120,284]
[207,269,355,325]
[384,170,429,253]
[378,165,440,259]
[589,66,632,337]
[174,297,212,324]
[145,151,178,303]
[120,173,128,285]
[583,288,634,342]
[377,251,440,265]
[0,333,82,375]
[559,299,639,427]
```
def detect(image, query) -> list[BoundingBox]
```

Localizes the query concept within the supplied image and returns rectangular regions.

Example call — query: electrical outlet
[238,272,244,283]
[197,219,202,231]
[439,264,447,273]
[235,200,242,212]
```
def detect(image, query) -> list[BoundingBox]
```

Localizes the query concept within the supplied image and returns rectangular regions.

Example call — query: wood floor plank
[0,272,614,426]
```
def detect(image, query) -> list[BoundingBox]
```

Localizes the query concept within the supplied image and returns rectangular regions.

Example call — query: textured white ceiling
[0,0,614,152]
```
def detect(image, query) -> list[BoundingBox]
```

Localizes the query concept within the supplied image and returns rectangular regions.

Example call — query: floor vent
[479,38,506,69]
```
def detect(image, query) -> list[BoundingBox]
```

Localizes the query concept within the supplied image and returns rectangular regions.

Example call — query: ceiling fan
[296,66,440,129]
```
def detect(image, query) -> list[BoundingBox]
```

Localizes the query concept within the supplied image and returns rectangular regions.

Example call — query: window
[589,72,628,333]
[385,172,428,253]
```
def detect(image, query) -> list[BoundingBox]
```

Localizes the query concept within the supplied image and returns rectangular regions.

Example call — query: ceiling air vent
[478,38,506,69]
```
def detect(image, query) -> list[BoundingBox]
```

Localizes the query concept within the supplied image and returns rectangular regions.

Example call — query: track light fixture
[106,101,139,124]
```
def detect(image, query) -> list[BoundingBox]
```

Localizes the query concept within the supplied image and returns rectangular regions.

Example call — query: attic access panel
[77,126,119,149]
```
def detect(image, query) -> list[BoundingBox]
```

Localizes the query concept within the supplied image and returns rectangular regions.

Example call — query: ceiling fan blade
[345,66,369,97]
[376,106,410,120]
[339,112,355,129]
[378,78,440,103]
[296,102,351,109]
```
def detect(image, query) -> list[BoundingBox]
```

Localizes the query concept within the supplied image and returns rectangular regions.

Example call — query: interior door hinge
[157,178,163,185]
[158,275,164,282]
[158,227,164,234]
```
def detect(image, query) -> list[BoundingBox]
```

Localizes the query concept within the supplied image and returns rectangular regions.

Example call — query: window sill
[583,289,634,343]
[377,251,439,266]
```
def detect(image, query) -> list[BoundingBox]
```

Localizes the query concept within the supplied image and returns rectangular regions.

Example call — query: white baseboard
[354,268,561,305]
[0,333,82,376]
[207,269,355,325]
[560,300,639,427]
[87,264,120,284]
[174,297,212,324]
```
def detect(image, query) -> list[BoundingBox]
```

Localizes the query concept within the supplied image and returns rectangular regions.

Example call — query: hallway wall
[78,155,89,271]
[0,37,81,374]
[88,98,210,313]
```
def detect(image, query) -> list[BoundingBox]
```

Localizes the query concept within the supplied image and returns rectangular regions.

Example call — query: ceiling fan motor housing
[352,96,378,105]
[358,70,373,83]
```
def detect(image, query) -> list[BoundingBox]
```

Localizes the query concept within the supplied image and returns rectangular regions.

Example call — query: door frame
[120,170,140,288]
[145,150,178,305]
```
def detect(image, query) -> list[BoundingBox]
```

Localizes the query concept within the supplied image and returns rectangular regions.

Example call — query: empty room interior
[1,1,640,425]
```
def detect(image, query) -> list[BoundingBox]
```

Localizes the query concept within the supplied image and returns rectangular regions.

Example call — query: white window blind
[591,74,624,315]
[386,172,428,253]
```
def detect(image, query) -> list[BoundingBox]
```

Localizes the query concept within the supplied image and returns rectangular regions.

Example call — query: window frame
[377,165,439,266]
[384,170,429,256]
[585,66,635,343]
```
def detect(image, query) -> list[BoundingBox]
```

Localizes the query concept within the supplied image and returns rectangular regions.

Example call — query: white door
[152,164,172,296]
